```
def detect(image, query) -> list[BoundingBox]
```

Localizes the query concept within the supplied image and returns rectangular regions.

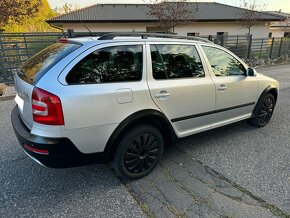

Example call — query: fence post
[278,37,283,57]
[269,37,275,59]
[67,29,74,38]
[0,33,4,57]
[259,38,264,58]
[247,34,252,59]
[220,34,224,46]
[235,35,239,51]
[23,33,29,57]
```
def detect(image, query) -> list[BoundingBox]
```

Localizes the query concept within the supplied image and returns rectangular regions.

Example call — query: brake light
[57,38,68,43]
[32,87,64,125]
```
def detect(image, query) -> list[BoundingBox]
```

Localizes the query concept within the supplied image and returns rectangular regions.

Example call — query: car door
[200,45,258,128]
[146,43,216,137]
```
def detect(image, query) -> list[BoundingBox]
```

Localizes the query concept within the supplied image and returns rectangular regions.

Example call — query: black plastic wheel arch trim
[252,85,278,117]
[104,109,176,160]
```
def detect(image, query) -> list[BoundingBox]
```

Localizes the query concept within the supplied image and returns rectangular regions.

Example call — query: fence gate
[0,32,64,84]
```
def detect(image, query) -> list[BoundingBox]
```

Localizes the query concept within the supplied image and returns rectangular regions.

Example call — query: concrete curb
[0,86,16,102]
[0,95,16,102]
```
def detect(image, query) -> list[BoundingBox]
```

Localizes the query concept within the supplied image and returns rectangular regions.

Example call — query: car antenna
[64,5,94,37]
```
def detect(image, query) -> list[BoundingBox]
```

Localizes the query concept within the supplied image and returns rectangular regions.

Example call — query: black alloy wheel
[124,133,160,174]
[113,124,164,180]
[250,93,276,127]
[258,97,274,126]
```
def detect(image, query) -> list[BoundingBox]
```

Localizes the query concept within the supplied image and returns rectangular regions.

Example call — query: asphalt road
[177,64,290,213]
[0,100,145,217]
[1,64,289,217]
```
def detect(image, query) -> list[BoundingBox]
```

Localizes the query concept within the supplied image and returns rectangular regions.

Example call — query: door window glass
[202,46,246,77]
[150,44,204,79]
[66,45,142,84]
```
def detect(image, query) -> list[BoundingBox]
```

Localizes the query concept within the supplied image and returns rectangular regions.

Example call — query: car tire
[250,93,276,128]
[112,124,164,180]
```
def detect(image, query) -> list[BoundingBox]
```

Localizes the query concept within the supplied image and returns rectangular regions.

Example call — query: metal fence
[203,35,290,60]
[0,32,290,84]
[0,32,65,83]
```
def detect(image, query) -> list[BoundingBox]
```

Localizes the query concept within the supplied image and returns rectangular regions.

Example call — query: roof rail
[98,32,212,43]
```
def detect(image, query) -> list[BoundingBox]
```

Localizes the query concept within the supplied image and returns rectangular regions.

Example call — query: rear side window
[19,43,81,84]
[150,44,204,80]
[66,45,143,84]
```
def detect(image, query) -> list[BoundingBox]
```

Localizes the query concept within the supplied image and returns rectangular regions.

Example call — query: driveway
[0,100,145,217]
[175,64,290,213]
[0,64,290,217]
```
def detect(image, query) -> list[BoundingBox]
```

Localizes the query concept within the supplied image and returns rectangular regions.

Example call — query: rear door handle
[217,84,227,91]
[155,91,170,99]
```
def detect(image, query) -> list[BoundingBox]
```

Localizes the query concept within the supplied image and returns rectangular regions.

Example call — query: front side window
[202,46,246,77]
[150,44,204,80]
[66,45,142,84]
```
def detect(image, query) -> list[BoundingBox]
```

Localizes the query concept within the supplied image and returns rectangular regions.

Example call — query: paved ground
[128,147,286,217]
[176,64,290,214]
[127,64,290,217]
[0,64,289,217]
[0,100,145,217]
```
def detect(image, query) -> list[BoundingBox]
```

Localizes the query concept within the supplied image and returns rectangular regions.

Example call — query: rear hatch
[14,42,81,129]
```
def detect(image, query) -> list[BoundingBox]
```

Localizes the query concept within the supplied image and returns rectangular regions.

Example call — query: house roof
[265,11,290,28]
[47,2,284,24]
[266,11,290,18]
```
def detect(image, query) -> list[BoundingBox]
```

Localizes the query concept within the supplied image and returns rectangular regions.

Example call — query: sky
[47,0,290,13]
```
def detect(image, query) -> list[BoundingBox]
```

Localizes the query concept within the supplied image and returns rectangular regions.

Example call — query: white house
[47,3,284,38]
[267,11,290,37]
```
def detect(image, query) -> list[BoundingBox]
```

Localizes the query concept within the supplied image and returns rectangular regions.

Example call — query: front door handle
[155,91,170,99]
[217,84,227,91]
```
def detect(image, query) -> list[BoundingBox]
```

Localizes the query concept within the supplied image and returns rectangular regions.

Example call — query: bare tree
[238,0,267,37]
[146,0,198,34]
[280,15,290,37]
[53,3,75,15]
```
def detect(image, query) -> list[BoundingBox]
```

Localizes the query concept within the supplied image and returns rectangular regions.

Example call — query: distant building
[267,11,290,37]
[47,3,284,38]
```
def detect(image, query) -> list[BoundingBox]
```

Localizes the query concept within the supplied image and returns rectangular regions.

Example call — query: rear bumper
[11,106,106,168]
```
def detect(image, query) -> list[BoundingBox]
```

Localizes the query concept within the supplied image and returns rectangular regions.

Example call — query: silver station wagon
[11,33,279,179]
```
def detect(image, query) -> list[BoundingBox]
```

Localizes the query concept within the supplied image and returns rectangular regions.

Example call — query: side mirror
[246,68,255,77]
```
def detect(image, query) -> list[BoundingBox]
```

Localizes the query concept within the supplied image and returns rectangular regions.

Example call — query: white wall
[61,21,271,38]
[175,22,270,38]
[270,28,285,37]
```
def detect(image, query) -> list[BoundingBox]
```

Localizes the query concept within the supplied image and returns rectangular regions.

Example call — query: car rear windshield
[18,42,81,84]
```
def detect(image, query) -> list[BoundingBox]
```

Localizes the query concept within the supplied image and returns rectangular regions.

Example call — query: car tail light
[57,38,68,43]
[32,87,64,125]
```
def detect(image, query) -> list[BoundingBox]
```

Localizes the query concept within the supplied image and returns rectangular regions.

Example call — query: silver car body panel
[14,73,34,129]
[14,37,280,154]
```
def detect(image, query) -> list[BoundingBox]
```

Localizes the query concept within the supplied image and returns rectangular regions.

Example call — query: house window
[187,32,200,36]
[268,32,273,38]
[284,32,290,37]
[217,32,228,35]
